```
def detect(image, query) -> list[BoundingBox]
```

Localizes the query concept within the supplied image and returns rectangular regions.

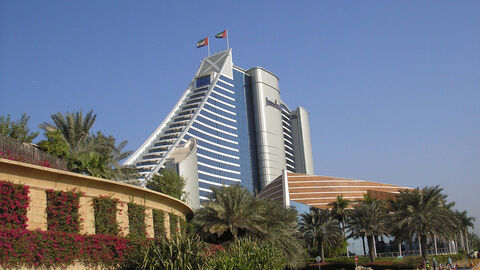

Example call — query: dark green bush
[209,238,287,270]
[126,234,208,270]
[169,213,179,237]
[127,202,146,239]
[152,209,165,238]
[92,196,120,235]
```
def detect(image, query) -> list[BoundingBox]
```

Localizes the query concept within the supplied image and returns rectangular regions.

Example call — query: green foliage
[391,186,455,259]
[39,110,96,154]
[324,240,347,258]
[348,200,390,262]
[193,185,305,269]
[128,234,208,270]
[128,202,146,239]
[152,209,166,238]
[92,196,120,235]
[299,207,343,261]
[209,238,287,270]
[39,110,136,181]
[146,169,186,201]
[37,129,69,158]
[169,213,179,237]
[0,113,39,143]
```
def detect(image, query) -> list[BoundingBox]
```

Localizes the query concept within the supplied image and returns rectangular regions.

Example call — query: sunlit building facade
[124,49,314,208]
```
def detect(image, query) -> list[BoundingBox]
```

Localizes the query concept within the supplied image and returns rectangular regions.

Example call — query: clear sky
[1,1,479,235]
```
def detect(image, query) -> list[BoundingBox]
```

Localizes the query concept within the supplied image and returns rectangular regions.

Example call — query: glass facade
[127,49,311,207]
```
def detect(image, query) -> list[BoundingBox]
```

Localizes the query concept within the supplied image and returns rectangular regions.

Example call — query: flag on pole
[215,30,227,38]
[196,37,208,48]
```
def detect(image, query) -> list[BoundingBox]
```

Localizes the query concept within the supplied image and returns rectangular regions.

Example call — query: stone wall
[0,158,192,238]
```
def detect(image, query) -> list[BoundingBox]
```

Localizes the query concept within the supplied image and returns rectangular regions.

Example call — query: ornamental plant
[0,149,52,168]
[46,189,83,233]
[0,180,30,230]
[92,195,120,235]
[169,213,179,237]
[152,209,166,238]
[127,201,146,239]
[0,228,133,269]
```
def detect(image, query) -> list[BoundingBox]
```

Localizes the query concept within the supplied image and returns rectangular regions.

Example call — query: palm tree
[456,210,475,253]
[329,196,351,256]
[40,110,96,154]
[348,200,390,262]
[193,185,264,241]
[299,207,343,262]
[393,186,455,259]
[193,185,305,269]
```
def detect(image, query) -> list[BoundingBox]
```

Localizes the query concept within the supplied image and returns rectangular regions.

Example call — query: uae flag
[196,37,208,48]
[215,30,227,38]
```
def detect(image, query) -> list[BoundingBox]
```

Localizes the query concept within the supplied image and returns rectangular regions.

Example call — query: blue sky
[1,1,479,235]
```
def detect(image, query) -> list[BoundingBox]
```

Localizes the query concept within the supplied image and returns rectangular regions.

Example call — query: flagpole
[207,37,210,56]
[226,29,230,49]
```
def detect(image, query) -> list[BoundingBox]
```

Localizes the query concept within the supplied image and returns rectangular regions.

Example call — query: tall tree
[329,196,351,256]
[39,110,96,154]
[456,210,475,253]
[348,200,390,262]
[392,186,456,260]
[0,113,39,143]
[146,169,186,201]
[193,185,264,241]
[299,207,343,262]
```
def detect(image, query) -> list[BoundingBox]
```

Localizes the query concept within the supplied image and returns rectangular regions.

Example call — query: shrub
[0,180,30,230]
[152,209,166,238]
[127,202,146,239]
[0,229,133,269]
[46,189,83,233]
[209,238,287,270]
[127,234,208,270]
[169,213,179,237]
[92,195,120,235]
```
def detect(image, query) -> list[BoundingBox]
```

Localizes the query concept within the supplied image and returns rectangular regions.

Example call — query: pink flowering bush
[46,189,83,233]
[0,180,30,230]
[0,229,134,269]
[0,149,52,168]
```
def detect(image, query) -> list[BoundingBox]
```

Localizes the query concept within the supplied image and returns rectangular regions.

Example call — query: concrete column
[27,188,47,230]
[79,196,94,234]
[117,202,129,236]
[145,208,154,238]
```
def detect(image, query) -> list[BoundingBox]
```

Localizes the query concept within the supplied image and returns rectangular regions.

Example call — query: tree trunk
[434,234,438,255]
[362,236,367,256]
[367,235,375,262]
[373,235,377,258]
[320,241,325,262]
[418,234,422,256]
[420,234,428,259]
[460,231,465,251]
[398,242,402,257]
[465,229,470,253]
[342,222,349,257]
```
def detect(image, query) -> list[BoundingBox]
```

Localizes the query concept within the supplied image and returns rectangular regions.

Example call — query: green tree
[37,129,70,158]
[0,113,39,143]
[392,186,455,260]
[146,169,186,201]
[298,207,343,262]
[328,196,351,256]
[39,110,96,154]
[348,200,390,262]
[193,185,263,241]
[456,210,475,253]
[193,185,305,269]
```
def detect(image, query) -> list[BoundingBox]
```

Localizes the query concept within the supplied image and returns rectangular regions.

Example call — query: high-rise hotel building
[124,49,314,208]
